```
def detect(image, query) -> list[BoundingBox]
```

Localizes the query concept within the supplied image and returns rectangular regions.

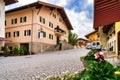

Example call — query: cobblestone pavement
[0,48,89,80]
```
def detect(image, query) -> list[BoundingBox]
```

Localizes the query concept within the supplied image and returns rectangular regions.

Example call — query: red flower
[94,52,104,61]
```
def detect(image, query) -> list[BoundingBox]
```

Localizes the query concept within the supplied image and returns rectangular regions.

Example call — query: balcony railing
[54,27,66,36]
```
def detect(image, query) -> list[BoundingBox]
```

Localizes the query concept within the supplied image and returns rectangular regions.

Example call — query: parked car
[91,41,101,51]
[86,43,92,49]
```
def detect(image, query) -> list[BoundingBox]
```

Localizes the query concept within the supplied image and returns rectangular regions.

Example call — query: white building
[0,0,18,50]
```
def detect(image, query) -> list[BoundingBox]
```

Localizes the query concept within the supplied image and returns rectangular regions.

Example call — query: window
[20,16,27,23]
[38,31,46,38]
[24,30,31,36]
[11,18,17,24]
[40,16,45,24]
[14,31,19,37]
[15,18,17,24]
[5,32,11,38]
[49,22,53,28]
[20,17,22,23]
[52,13,56,18]
[59,18,63,22]
[23,16,27,22]
[97,42,100,45]
[49,34,53,39]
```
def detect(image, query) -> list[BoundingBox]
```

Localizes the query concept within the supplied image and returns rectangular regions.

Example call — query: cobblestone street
[0,48,89,80]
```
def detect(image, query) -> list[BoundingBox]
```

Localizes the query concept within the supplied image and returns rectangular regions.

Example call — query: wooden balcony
[54,27,66,36]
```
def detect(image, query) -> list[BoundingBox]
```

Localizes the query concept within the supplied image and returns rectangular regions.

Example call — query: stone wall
[60,40,74,50]
[6,41,73,54]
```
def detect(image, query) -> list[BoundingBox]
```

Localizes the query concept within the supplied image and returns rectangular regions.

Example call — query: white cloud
[87,0,93,5]
[40,0,73,7]
[18,0,73,7]
[81,0,93,10]
[66,8,94,39]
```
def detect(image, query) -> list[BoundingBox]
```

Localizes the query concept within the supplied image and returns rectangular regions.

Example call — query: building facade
[85,30,99,43]
[77,38,87,48]
[5,1,73,54]
[99,22,120,56]
[94,0,120,56]
[0,0,17,51]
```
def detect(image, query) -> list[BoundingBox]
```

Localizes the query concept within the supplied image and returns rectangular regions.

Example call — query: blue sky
[6,0,94,39]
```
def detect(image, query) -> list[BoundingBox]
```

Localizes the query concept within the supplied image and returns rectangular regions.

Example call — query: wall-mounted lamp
[38,26,43,38]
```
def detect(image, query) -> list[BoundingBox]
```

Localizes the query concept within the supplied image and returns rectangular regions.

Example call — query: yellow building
[85,30,99,43]
[5,1,73,54]
[94,0,120,56]
[77,38,87,48]
[98,22,120,56]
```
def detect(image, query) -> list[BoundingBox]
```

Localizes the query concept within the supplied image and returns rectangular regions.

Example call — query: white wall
[0,0,5,38]
[0,0,5,49]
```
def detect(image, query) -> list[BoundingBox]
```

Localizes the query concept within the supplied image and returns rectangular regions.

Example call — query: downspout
[31,7,34,54]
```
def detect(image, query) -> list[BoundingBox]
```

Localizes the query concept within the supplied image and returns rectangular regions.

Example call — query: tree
[68,31,78,46]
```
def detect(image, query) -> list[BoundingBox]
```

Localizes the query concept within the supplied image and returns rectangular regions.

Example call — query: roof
[78,38,87,41]
[94,0,120,29]
[85,30,98,38]
[6,1,73,30]
[5,0,18,5]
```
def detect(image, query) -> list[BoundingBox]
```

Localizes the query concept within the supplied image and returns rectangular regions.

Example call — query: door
[56,36,60,44]
[20,43,29,55]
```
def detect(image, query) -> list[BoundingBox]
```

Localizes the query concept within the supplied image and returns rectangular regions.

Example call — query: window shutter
[24,16,26,22]
[29,30,31,35]
[24,30,26,36]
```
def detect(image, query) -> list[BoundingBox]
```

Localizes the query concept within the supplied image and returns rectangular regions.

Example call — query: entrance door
[20,43,29,55]
[118,32,120,55]
[56,36,60,44]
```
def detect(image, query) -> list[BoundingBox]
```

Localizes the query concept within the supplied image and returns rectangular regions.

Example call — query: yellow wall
[99,22,120,56]
[99,26,108,49]
[115,21,120,56]
[87,31,98,42]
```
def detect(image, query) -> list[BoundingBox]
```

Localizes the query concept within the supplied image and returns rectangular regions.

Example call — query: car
[86,43,92,49]
[91,41,101,51]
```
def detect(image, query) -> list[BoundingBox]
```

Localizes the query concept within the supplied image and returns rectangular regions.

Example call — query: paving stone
[0,48,89,80]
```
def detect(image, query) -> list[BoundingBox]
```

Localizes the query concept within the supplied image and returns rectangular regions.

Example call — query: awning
[0,37,12,42]
[94,0,120,29]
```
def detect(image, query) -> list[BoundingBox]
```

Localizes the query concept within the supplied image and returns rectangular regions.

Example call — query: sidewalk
[103,51,120,66]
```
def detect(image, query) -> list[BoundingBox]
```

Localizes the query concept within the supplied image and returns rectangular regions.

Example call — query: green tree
[68,31,78,46]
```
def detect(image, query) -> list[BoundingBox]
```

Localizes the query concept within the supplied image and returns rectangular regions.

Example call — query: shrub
[13,46,27,55]
[3,45,9,57]
[84,49,98,61]
[19,47,24,55]
[13,46,20,55]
